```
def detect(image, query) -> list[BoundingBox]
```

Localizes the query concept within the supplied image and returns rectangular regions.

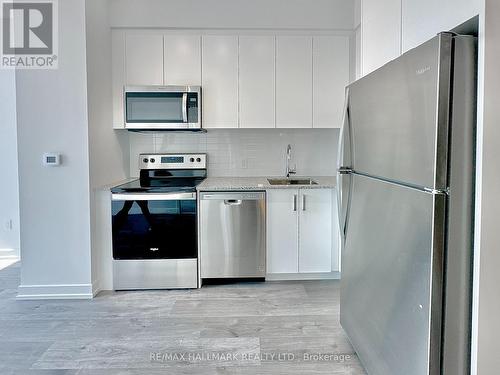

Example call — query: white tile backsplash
[129,129,339,177]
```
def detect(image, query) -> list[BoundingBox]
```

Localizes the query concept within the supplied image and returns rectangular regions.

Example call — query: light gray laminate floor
[0,262,366,374]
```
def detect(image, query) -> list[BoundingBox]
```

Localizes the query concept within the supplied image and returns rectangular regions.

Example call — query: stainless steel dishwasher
[200,191,266,279]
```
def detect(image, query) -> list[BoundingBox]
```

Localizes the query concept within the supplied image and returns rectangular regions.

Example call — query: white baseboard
[266,271,341,281]
[0,249,19,259]
[92,279,102,297]
[17,283,94,300]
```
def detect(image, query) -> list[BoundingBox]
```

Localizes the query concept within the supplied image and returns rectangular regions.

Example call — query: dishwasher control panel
[200,192,265,200]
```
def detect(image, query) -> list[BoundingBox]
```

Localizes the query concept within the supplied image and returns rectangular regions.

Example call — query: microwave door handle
[182,93,188,123]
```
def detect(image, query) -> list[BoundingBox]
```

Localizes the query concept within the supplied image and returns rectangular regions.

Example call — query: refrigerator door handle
[337,87,353,172]
[337,87,353,243]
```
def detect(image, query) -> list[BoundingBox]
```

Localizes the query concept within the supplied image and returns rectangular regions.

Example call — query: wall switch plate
[43,153,61,166]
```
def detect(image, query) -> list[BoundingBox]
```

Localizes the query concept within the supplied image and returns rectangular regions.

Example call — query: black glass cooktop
[111,169,206,194]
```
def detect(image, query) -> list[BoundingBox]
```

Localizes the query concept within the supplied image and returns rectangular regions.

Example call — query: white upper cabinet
[164,35,201,85]
[401,0,481,52]
[112,30,126,128]
[298,189,332,273]
[202,35,239,128]
[359,0,480,77]
[355,28,362,80]
[313,36,350,128]
[112,31,350,130]
[125,34,164,85]
[276,36,313,128]
[239,36,275,128]
[361,0,402,76]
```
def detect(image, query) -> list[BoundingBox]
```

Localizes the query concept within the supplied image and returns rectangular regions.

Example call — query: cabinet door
[164,35,201,85]
[125,34,163,85]
[331,189,340,272]
[402,0,480,52]
[112,30,126,128]
[202,35,238,128]
[313,36,350,129]
[266,189,299,273]
[239,36,275,128]
[298,189,332,273]
[276,36,313,128]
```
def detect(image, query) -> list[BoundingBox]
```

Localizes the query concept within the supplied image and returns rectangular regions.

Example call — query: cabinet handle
[302,194,306,211]
[293,194,297,212]
[182,93,188,123]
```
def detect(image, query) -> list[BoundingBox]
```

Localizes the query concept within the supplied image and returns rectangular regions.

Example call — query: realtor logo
[0,0,58,69]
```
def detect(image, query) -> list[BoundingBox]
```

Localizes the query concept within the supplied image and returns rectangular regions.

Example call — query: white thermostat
[43,153,61,166]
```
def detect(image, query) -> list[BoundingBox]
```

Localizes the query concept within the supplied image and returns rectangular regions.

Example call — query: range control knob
[190,157,195,162]
[150,158,155,163]
[143,158,149,163]
[196,157,201,162]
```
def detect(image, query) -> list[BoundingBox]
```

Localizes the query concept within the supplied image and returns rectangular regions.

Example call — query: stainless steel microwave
[124,86,201,130]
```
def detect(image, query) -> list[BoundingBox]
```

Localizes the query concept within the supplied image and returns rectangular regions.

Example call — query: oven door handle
[111,192,196,201]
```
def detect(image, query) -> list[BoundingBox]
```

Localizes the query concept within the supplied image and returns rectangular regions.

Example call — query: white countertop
[197,176,336,191]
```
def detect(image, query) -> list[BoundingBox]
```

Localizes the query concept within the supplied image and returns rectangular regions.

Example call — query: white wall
[15,0,93,299]
[0,70,20,258]
[85,0,130,294]
[109,0,355,30]
[473,2,500,374]
[128,129,339,178]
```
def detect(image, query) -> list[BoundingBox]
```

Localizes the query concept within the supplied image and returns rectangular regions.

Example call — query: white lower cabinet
[298,189,332,272]
[266,189,299,273]
[267,188,337,275]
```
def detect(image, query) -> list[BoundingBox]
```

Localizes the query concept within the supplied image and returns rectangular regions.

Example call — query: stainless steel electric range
[111,153,207,290]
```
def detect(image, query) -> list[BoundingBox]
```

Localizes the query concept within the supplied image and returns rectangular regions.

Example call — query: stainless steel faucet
[285,144,297,178]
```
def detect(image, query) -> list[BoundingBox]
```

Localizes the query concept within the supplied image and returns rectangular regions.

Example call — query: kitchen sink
[267,178,318,186]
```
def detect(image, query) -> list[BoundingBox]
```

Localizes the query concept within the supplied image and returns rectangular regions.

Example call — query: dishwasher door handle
[224,199,242,206]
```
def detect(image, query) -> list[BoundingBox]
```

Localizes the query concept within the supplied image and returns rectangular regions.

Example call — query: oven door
[111,192,198,290]
[124,86,201,129]
[111,192,197,260]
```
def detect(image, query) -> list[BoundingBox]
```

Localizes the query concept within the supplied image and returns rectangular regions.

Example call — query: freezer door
[348,33,453,189]
[340,174,446,375]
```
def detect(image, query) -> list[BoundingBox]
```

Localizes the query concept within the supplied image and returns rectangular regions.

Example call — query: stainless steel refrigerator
[337,33,476,375]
